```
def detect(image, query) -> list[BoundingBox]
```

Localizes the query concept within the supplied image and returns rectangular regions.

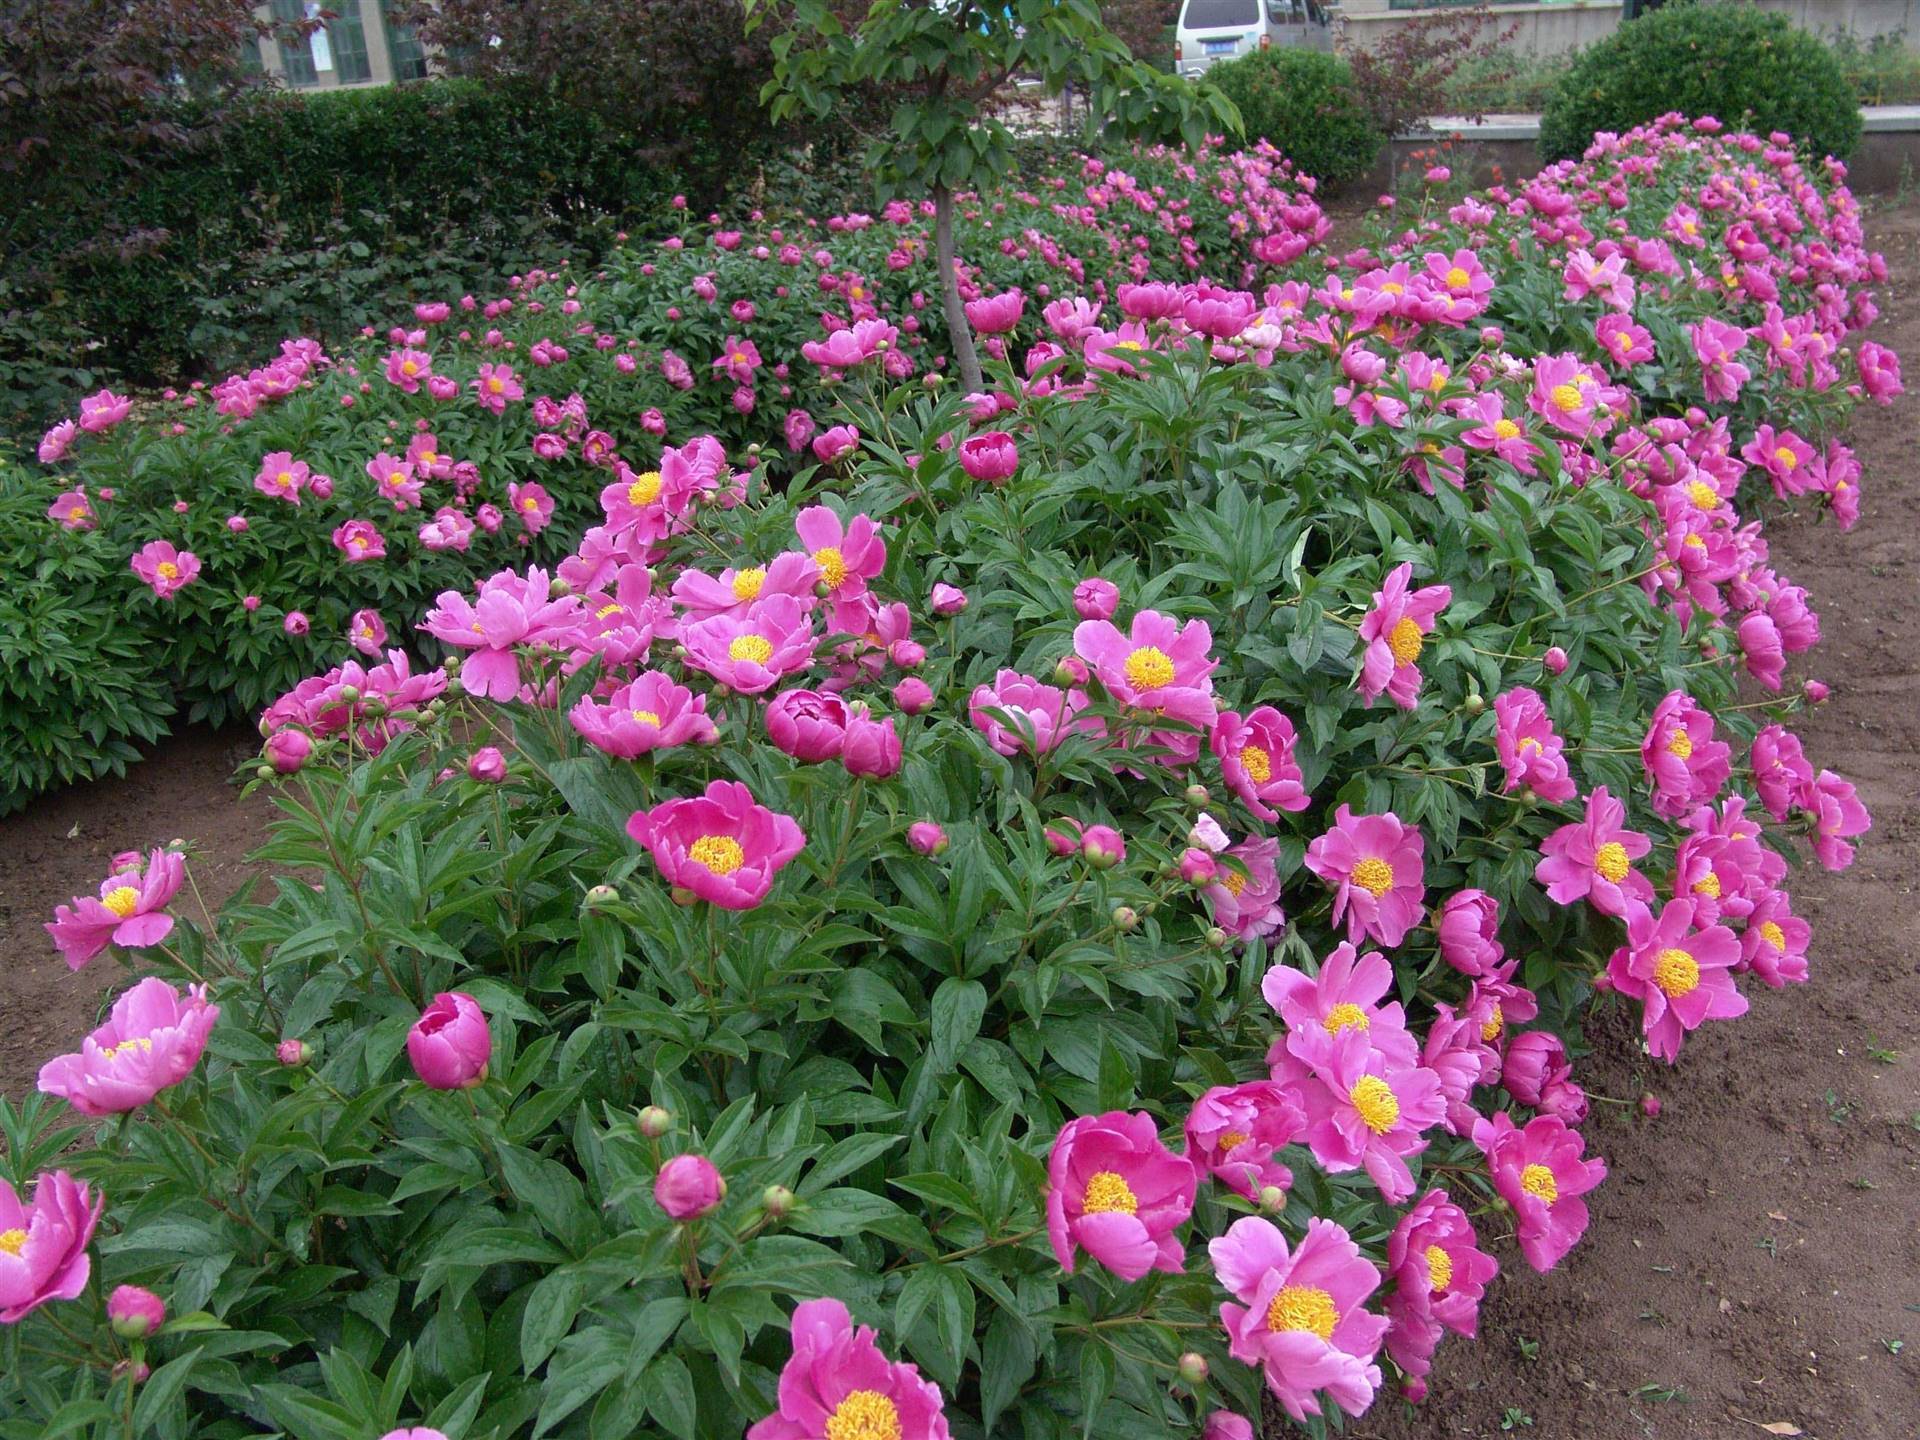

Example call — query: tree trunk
[933,182,985,396]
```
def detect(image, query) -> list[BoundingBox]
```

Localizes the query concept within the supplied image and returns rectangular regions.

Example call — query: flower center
[824,1389,903,1440]
[0,1228,24,1257]
[1265,1284,1337,1339]
[728,634,775,665]
[1425,1243,1453,1292]
[1693,872,1722,900]
[1520,1163,1558,1203]
[596,603,623,620]
[1238,743,1272,783]
[1220,868,1248,897]
[101,885,141,918]
[487,378,505,393]
[731,567,767,602]
[1218,1131,1250,1152]
[1549,383,1585,413]
[1493,418,1521,440]
[1682,533,1707,551]
[1688,481,1721,511]
[812,546,849,590]
[1759,920,1786,951]
[630,710,662,727]
[1774,446,1799,470]
[522,497,540,512]
[1351,857,1395,898]
[156,562,179,580]
[1517,736,1542,755]
[1323,1002,1370,1035]
[1122,646,1175,691]
[1387,617,1425,666]
[1081,1170,1138,1215]
[103,1037,154,1060]
[276,471,293,486]
[1445,266,1470,289]
[688,835,745,876]
[627,471,663,505]
[1653,946,1700,998]
[1593,841,1631,884]
[1480,1001,1505,1044]
[402,360,419,376]
[1351,1074,1401,1134]
[1666,728,1694,759]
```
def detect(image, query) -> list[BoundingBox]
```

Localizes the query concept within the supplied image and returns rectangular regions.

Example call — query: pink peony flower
[812,425,860,465]
[1472,1111,1605,1272]
[1804,769,1870,871]
[130,541,201,599]
[1357,563,1450,709]
[654,1154,726,1219]
[332,518,386,563]
[1303,806,1426,949]
[509,481,555,535]
[766,688,852,763]
[1492,687,1576,802]
[681,596,818,695]
[1641,691,1731,819]
[794,506,886,619]
[1183,1082,1305,1200]
[420,568,588,701]
[570,673,717,758]
[1045,1110,1197,1280]
[1436,889,1503,977]
[38,420,78,463]
[385,347,433,392]
[842,712,902,779]
[471,362,524,413]
[1857,340,1903,404]
[1210,707,1309,822]
[1073,609,1217,727]
[406,992,490,1089]
[1534,786,1653,921]
[1079,824,1125,868]
[1741,890,1811,988]
[626,779,806,910]
[747,1298,950,1440]
[1073,577,1120,621]
[1263,941,1419,1073]
[107,1284,166,1339]
[0,1170,102,1323]
[283,611,310,637]
[44,848,185,970]
[1500,1030,1570,1107]
[1204,836,1287,940]
[77,389,132,433]
[958,432,1018,484]
[348,608,388,656]
[968,670,1095,757]
[907,821,948,856]
[964,289,1024,334]
[1294,1038,1446,1203]
[46,488,93,529]
[37,977,219,1115]
[1209,1215,1388,1422]
[466,747,507,783]
[929,582,967,616]
[1383,1189,1498,1383]
[254,451,309,504]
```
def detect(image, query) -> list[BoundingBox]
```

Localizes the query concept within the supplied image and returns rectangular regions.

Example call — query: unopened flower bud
[1206,926,1229,949]
[637,1105,673,1137]
[1184,784,1210,806]
[1112,905,1138,932]
[108,1286,165,1341]
[1640,1093,1661,1119]
[584,884,618,910]
[762,1184,795,1219]
[1176,1352,1209,1386]
[1463,691,1484,715]
[1257,1184,1287,1213]
[276,1038,312,1067]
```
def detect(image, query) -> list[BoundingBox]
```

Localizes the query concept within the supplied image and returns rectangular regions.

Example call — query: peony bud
[108,1286,166,1340]
[761,1184,795,1219]
[584,884,618,910]
[466,747,507,783]
[908,821,949,856]
[265,729,312,775]
[1543,645,1569,676]
[892,677,934,715]
[1184,784,1211,806]
[1206,926,1229,949]
[1257,1184,1287,1213]
[1111,905,1138,931]
[929,582,968,616]
[275,1038,312,1067]
[1176,1352,1209,1386]
[1072,576,1119,621]
[1803,678,1829,703]
[1081,825,1125,868]
[637,1105,673,1137]
[1178,848,1217,886]
[406,992,490,1090]
[654,1154,726,1220]
[1640,1093,1662,1119]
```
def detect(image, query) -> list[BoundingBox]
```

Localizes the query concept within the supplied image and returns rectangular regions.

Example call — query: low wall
[1336,1,1625,58]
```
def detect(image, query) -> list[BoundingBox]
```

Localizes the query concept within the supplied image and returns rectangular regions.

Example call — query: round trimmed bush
[1540,3,1861,163]
[1207,48,1384,190]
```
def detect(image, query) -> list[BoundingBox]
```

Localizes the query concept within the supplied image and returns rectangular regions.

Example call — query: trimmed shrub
[0,121,1890,1437]
[1539,2,1862,164]
[1206,48,1383,191]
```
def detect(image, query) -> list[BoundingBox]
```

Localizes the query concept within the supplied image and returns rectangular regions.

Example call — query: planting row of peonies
[4,136,1326,813]
[0,113,1893,1440]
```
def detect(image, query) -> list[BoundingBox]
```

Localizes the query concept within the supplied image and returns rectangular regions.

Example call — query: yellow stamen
[824,1390,902,1440]
[1265,1285,1337,1339]
[101,886,141,918]
[813,546,849,590]
[1426,1244,1453,1292]
[626,471,663,506]
[1081,1170,1138,1215]
[1652,947,1699,998]
[1351,1075,1401,1134]
[0,1228,25,1258]
[1594,841,1631,884]
[728,634,774,665]
[1351,857,1395,898]
[1238,743,1271,783]
[1122,646,1176,691]
[730,567,767,603]
[688,835,745,876]
[1387,617,1424,667]
[1520,1163,1558,1204]
[1323,1003,1370,1036]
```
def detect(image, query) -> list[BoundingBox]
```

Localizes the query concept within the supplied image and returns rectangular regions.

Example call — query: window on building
[330,3,373,83]
[270,0,318,86]
[381,1,431,81]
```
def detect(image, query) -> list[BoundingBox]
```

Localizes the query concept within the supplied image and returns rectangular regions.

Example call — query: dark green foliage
[1204,48,1384,191]
[1539,2,1862,164]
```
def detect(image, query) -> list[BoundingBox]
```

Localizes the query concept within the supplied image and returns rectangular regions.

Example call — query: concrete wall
[1748,0,1920,44]
[1334,1,1625,57]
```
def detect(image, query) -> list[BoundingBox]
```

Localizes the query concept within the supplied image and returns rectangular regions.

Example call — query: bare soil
[2,210,1917,1440]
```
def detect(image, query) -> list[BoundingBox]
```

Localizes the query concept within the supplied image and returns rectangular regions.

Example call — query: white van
[1173,0,1329,79]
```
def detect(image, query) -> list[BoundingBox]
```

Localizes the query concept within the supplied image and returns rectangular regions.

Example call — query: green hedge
[1204,48,1383,192]
[0,79,742,445]
[1540,2,1862,164]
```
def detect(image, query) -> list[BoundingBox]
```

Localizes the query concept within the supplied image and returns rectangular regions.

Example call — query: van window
[1182,0,1259,30]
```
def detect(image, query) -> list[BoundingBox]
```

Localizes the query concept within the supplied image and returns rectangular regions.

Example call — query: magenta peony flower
[1435,890,1503,977]
[958,431,1018,484]
[130,541,201,599]
[1383,1189,1498,1383]
[1183,1081,1304,1200]
[1210,707,1309,822]
[929,582,968,616]
[0,1170,102,1322]
[747,1297,950,1440]
[385,347,433,392]
[570,673,717,758]
[811,425,860,465]
[1072,577,1120,621]
[509,481,555,536]
[108,1284,166,1339]
[466,747,507,783]
[407,993,490,1090]
[967,670,1096,757]
[1500,1030,1570,1108]
[1741,890,1811,987]
[37,977,219,1115]
[672,553,819,621]
[1303,806,1426,949]
[681,596,818,695]
[1492,687,1575,802]
[654,1154,726,1220]
[332,518,387,564]
[1294,1039,1445,1204]
[1263,940,1419,1073]
[1473,1111,1605,1272]
[420,567,588,702]
[283,611,310,637]
[893,677,933,715]
[1203,836,1287,941]
[1605,899,1746,1062]
[265,730,311,774]
[907,821,948,856]
[794,505,885,619]
[1046,1110,1197,1280]
[1641,691,1731,818]
[963,289,1024,334]
[1357,562,1450,710]
[1073,609,1217,735]
[254,451,309,504]
[77,389,132,433]
[1202,1414,1253,1440]
[1209,1215,1387,1422]
[842,712,902,779]
[44,848,185,970]
[1804,769,1870,871]
[1534,786,1654,921]
[348,608,388,656]
[627,780,806,910]
[766,688,851,762]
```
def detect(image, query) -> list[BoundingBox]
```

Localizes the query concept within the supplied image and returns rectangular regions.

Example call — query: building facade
[251,1,432,90]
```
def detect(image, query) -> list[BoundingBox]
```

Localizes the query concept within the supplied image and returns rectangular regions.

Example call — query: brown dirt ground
[2,208,1917,1440]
